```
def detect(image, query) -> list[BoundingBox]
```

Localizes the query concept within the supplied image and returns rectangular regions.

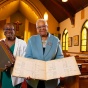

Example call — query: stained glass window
[81,20,88,51]
[62,29,68,50]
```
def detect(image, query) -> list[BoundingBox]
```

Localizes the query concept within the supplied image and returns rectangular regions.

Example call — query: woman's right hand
[5,61,14,71]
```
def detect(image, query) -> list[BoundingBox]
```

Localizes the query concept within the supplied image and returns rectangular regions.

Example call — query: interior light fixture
[44,12,48,21]
[62,0,68,2]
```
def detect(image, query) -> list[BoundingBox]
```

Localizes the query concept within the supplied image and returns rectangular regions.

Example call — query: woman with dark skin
[0,23,27,88]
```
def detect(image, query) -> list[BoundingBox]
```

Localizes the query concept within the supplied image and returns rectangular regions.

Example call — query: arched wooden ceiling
[0,0,88,24]
[39,0,88,25]
[0,0,42,23]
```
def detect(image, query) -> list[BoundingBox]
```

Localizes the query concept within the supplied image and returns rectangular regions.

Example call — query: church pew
[79,77,88,88]
[79,63,88,75]
[78,63,88,88]
[76,59,88,63]
[62,51,88,88]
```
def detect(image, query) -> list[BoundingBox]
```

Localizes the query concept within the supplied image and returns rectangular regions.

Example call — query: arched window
[62,29,68,50]
[81,20,88,51]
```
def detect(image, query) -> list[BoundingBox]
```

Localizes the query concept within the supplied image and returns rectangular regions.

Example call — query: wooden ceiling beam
[51,0,75,25]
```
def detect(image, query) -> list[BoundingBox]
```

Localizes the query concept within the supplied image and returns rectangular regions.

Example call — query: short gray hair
[36,19,48,27]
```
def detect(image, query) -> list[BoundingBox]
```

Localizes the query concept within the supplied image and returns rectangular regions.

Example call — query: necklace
[42,40,47,47]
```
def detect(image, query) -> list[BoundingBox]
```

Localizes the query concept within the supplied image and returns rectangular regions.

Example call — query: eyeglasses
[36,25,47,30]
[4,28,14,31]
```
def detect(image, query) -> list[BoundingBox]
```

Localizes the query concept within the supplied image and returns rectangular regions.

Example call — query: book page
[46,56,81,80]
[61,56,81,77]
[12,56,81,80]
[46,59,62,80]
[12,57,46,80]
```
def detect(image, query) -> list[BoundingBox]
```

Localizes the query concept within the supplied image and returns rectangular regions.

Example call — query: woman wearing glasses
[0,23,27,88]
[25,19,64,88]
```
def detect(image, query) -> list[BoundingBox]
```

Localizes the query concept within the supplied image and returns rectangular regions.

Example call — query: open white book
[12,56,81,80]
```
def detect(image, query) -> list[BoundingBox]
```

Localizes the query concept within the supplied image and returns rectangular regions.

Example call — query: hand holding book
[12,56,81,80]
[0,40,15,71]
[5,61,14,71]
